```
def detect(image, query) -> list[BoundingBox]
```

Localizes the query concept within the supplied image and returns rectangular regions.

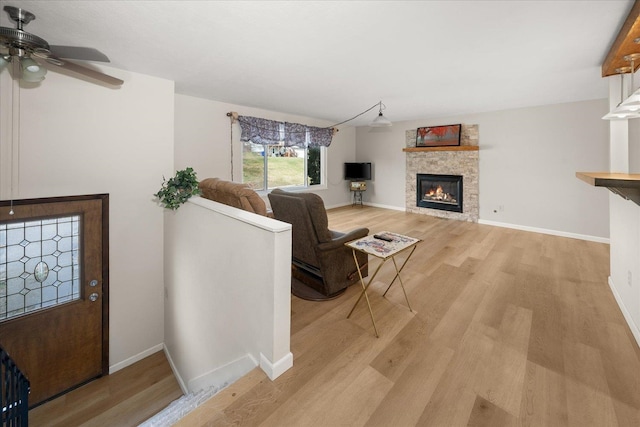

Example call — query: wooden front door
[0,195,109,407]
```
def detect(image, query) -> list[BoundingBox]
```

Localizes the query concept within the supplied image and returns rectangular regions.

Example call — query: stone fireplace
[405,124,479,222]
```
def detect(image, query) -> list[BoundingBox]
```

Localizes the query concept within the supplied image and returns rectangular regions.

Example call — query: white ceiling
[1,0,633,125]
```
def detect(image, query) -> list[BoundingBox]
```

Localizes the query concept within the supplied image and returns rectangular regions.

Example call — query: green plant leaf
[154,167,202,210]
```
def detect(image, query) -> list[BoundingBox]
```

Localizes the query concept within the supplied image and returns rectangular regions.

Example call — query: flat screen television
[344,162,372,180]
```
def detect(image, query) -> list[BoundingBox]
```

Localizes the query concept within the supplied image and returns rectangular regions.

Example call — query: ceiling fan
[0,5,123,86]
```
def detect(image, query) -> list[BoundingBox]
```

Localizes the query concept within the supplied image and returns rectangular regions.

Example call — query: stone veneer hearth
[405,124,479,222]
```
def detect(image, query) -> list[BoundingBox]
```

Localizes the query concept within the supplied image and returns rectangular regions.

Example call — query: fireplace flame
[424,185,456,203]
[426,185,444,197]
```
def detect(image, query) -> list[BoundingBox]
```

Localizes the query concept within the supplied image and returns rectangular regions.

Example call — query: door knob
[89,293,99,302]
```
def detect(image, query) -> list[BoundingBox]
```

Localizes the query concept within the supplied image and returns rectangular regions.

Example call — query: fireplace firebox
[416,174,463,213]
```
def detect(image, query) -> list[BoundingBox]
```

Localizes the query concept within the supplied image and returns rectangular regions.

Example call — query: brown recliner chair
[268,189,369,300]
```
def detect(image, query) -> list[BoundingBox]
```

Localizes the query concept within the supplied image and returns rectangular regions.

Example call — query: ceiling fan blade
[46,57,123,86]
[49,45,110,62]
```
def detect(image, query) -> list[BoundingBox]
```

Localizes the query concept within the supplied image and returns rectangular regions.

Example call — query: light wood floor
[28,350,182,426]
[30,206,640,426]
[177,206,640,427]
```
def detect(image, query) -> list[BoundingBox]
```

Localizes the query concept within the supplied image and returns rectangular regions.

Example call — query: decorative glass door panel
[0,216,81,321]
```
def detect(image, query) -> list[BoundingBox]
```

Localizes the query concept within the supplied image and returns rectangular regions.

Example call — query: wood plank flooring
[27,206,638,426]
[178,206,640,427]
[28,350,182,426]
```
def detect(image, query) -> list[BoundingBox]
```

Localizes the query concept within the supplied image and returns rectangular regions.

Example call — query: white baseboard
[260,352,293,380]
[608,276,640,349]
[325,200,406,212]
[108,343,164,375]
[187,354,258,393]
[163,345,188,394]
[324,205,608,243]
[363,202,406,211]
[325,201,352,209]
[478,219,610,244]
[163,348,291,394]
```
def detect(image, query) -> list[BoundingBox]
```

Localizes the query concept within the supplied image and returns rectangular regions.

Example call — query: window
[237,115,331,191]
[242,140,324,191]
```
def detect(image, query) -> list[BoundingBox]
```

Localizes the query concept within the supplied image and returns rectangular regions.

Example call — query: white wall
[356,99,610,240]
[608,76,640,346]
[353,127,405,209]
[164,197,292,392]
[609,195,640,344]
[174,94,357,208]
[0,66,174,371]
[628,113,640,173]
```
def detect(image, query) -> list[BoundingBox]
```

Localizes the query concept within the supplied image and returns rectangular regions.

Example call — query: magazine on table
[348,231,420,256]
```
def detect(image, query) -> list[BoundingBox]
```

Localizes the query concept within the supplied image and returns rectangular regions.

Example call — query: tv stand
[350,181,366,206]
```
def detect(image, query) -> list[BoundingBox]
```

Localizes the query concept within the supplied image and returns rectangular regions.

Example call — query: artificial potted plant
[155,167,201,210]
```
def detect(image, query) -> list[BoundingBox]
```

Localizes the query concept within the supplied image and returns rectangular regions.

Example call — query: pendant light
[603,53,640,120]
[603,66,633,120]
[328,101,393,128]
[370,101,392,127]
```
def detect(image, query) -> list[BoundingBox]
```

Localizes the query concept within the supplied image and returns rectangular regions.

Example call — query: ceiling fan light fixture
[0,55,10,71]
[20,57,40,72]
[21,71,45,82]
[0,6,123,86]
[20,57,46,81]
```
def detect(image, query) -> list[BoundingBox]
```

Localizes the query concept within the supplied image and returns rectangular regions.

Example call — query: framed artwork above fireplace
[416,124,461,147]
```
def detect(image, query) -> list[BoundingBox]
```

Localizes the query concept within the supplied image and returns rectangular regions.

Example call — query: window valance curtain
[238,115,333,147]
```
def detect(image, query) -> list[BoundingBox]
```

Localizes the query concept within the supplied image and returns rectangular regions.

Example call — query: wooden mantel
[403,146,478,153]
[576,172,640,206]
